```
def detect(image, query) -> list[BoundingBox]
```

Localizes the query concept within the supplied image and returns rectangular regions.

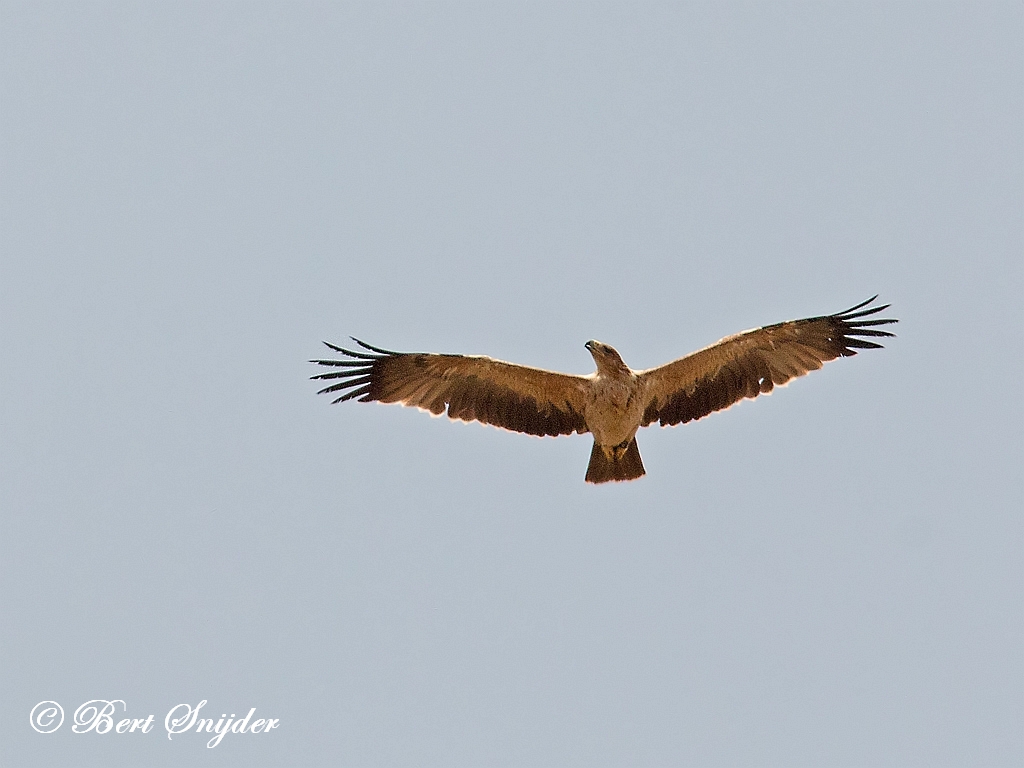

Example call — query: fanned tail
[585,439,646,484]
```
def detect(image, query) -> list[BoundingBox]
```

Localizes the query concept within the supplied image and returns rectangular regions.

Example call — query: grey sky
[2,2,1021,766]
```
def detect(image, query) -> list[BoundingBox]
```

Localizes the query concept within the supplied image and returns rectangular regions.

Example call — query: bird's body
[583,365,641,447]
[578,343,647,482]
[312,297,896,483]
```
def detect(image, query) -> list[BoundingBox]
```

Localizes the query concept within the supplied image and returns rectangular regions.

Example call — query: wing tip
[312,338,397,403]
[832,295,898,354]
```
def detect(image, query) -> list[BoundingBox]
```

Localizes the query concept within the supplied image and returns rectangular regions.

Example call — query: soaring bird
[311,297,896,483]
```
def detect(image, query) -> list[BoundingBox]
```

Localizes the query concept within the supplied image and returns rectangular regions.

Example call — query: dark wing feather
[310,338,590,437]
[639,296,897,427]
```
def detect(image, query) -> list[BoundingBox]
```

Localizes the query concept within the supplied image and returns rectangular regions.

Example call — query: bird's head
[585,340,630,376]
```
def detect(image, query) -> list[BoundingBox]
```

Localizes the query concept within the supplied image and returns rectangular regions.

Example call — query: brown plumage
[311,296,896,483]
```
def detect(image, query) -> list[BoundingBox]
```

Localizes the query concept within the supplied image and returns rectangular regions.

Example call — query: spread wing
[311,339,590,437]
[639,296,897,427]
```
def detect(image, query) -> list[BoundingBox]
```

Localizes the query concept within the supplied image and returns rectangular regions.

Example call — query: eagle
[311,296,896,483]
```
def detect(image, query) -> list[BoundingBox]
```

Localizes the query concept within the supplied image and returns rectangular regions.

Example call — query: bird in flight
[311,297,896,483]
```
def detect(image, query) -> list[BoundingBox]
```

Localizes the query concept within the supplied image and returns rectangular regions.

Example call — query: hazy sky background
[2,2,1021,766]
